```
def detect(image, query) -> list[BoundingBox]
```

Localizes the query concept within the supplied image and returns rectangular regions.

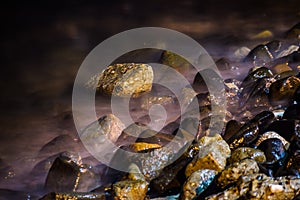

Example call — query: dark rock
[45,155,99,192]
[257,138,286,165]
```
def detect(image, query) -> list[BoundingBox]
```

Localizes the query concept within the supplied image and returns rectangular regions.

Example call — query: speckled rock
[217,159,259,188]
[87,63,153,97]
[181,169,218,200]
[256,131,290,150]
[229,147,266,164]
[113,180,148,200]
[185,138,230,177]
[39,192,106,200]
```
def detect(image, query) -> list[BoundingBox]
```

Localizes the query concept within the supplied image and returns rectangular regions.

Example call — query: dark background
[0,0,299,196]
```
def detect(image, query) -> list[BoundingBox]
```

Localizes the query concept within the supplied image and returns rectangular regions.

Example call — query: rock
[81,114,125,146]
[116,123,149,146]
[251,30,273,39]
[277,45,299,58]
[228,147,266,164]
[207,173,300,200]
[234,47,251,61]
[39,192,106,200]
[129,142,161,152]
[257,138,287,165]
[244,44,274,66]
[286,22,300,40]
[185,138,230,177]
[87,63,153,97]
[45,155,99,192]
[217,159,259,188]
[256,131,290,150]
[181,169,218,200]
[126,163,145,181]
[113,180,148,200]
[160,50,192,74]
[271,63,293,75]
[268,76,300,107]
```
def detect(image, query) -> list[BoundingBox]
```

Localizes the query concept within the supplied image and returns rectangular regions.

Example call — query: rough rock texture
[113,180,148,200]
[185,137,230,177]
[181,169,218,200]
[87,63,153,97]
[217,159,259,188]
[228,147,266,164]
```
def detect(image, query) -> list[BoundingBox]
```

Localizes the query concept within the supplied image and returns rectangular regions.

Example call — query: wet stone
[277,45,299,58]
[181,169,218,200]
[113,180,148,200]
[271,63,293,75]
[228,147,266,164]
[256,131,290,150]
[45,155,99,193]
[217,159,259,188]
[160,50,192,74]
[286,22,300,40]
[268,76,300,107]
[185,138,230,177]
[244,44,274,66]
[257,138,286,165]
[140,95,174,110]
[129,142,161,152]
[87,63,153,97]
[81,114,125,146]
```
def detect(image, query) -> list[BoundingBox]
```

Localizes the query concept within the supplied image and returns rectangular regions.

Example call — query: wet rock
[113,180,148,200]
[112,48,163,64]
[244,44,274,66]
[185,137,230,177]
[135,145,178,181]
[126,163,145,182]
[271,63,293,75]
[228,147,266,164]
[234,47,251,61]
[256,131,290,150]
[45,155,99,192]
[251,30,273,39]
[257,138,286,165]
[222,120,241,142]
[87,63,153,97]
[206,173,300,200]
[81,114,125,146]
[277,45,299,58]
[286,22,300,40]
[268,76,300,107]
[181,169,217,200]
[115,123,149,146]
[217,159,259,188]
[149,150,192,195]
[227,120,259,150]
[160,50,192,74]
[129,142,161,152]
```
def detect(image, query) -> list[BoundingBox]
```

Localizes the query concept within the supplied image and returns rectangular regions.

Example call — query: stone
[140,95,173,110]
[81,114,125,145]
[185,139,230,177]
[178,87,197,111]
[113,180,148,200]
[277,45,299,58]
[45,155,99,192]
[129,142,161,152]
[181,169,218,200]
[251,30,273,39]
[286,22,300,40]
[86,63,153,97]
[233,47,251,61]
[271,63,293,75]
[228,147,266,164]
[217,159,259,188]
[160,50,192,74]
